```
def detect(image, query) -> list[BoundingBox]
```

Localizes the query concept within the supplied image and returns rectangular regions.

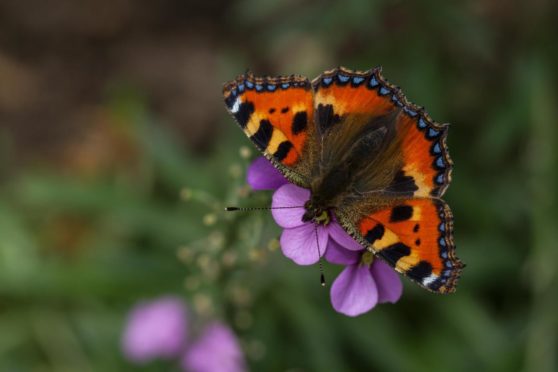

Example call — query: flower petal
[330,264,378,317]
[182,321,246,372]
[122,296,187,363]
[327,221,363,251]
[371,260,403,304]
[280,223,328,265]
[271,184,309,228]
[325,239,360,265]
[246,157,288,190]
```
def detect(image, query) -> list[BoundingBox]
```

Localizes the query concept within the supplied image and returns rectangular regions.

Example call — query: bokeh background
[1,0,557,371]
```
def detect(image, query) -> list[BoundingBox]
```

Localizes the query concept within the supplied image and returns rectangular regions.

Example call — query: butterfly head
[302,200,331,226]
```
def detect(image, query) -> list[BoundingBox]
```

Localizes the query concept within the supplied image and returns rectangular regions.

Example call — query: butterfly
[222,66,463,293]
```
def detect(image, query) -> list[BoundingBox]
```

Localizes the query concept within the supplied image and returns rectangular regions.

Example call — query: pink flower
[246,156,404,316]
[247,156,288,190]
[182,322,246,372]
[122,296,187,363]
[325,240,403,317]
[122,297,247,371]
[271,183,361,266]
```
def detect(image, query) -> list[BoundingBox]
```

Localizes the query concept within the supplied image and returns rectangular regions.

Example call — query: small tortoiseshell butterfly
[223,66,464,293]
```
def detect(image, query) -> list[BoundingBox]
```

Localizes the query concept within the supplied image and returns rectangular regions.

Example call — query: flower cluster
[247,157,403,317]
[122,296,246,372]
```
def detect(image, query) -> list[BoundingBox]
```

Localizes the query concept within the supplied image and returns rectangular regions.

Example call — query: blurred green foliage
[1,0,557,371]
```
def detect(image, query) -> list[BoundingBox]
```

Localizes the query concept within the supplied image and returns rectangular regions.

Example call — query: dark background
[0,0,557,371]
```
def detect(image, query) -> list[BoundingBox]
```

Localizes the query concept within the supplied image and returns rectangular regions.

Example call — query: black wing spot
[386,170,418,195]
[415,239,421,246]
[292,111,308,135]
[250,119,273,151]
[407,260,433,282]
[269,108,276,114]
[413,224,420,233]
[281,107,289,113]
[316,104,341,134]
[273,141,293,162]
[390,205,413,222]
[234,101,255,129]
[365,224,385,244]
[381,243,411,266]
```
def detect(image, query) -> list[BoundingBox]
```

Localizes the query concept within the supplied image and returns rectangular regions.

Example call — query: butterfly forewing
[312,66,452,198]
[223,73,317,187]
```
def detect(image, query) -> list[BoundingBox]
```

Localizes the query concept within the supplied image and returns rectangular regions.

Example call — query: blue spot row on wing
[320,71,377,89]
[337,73,350,83]
[391,94,403,107]
[437,206,454,285]
[414,116,449,186]
[369,75,379,88]
[404,107,418,117]
[231,78,311,95]
[319,71,418,116]
[427,127,440,139]
[352,76,365,85]
[435,156,445,169]
[379,86,390,96]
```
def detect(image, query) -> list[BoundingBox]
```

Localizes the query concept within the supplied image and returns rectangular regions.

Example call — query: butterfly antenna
[314,224,326,287]
[224,206,304,211]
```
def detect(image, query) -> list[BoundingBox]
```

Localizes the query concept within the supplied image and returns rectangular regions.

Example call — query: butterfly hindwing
[312,67,452,198]
[223,73,316,187]
[337,198,463,293]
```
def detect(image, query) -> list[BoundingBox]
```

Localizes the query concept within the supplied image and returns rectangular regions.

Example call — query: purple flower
[182,321,246,372]
[247,156,288,190]
[271,183,362,265]
[122,297,246,371]
[325,241,403,317]
[122,296,187,363]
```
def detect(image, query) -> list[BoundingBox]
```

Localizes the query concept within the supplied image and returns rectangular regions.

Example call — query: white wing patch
[422,273,438,286]
[230,97,242,114]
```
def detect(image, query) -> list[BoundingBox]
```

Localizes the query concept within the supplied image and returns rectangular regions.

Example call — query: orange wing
[312,66,452,197]
[338,198,463,293]
[223,73,316,187]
